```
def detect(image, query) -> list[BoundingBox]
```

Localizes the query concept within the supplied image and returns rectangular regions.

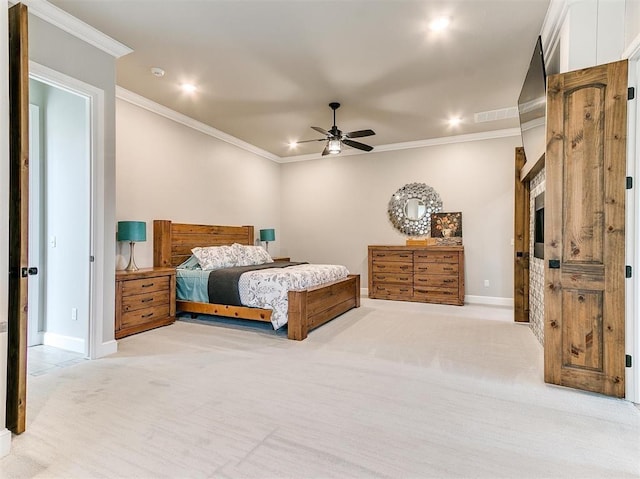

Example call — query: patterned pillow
[231,243,273,266]
[191,245,237,270]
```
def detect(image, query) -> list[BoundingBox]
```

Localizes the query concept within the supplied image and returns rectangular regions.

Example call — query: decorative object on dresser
[153,220,360,340]
[115,267,176,339]
[117,221,147,271]
[387,183,442,236]
[259,228,275,253]
[368,245,464,306]
[430,212,463,246]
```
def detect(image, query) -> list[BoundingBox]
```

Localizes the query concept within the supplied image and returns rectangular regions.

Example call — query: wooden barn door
[7,2,30,433]
[544,60,627,398]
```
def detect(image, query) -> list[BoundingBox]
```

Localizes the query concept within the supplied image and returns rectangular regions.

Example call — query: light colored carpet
[1,299,639,478]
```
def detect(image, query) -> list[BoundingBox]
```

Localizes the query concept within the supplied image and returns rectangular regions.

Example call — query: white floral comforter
[238,264,349,329]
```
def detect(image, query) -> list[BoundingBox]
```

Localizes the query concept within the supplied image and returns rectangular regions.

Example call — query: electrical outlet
[484,280,490,288]
[71,308,78,320]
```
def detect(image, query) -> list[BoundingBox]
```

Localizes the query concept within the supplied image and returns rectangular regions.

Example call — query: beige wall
[115,99,283,268]
[280,135,521,300]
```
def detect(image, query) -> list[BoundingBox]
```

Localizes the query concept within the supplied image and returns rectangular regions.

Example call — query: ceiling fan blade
[321,144,331,156]
[295,138,326,144]
[343,139,374,152]
[311,126,330,137]
[345,129,375,139]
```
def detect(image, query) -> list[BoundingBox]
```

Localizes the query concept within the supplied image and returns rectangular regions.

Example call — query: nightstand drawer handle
[141,283,155,288]
[141,312,154,319]
[141,298,154,303]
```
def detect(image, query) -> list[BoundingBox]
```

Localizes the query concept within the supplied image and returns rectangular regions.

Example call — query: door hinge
[626,265,632,278]
[626,355,632,368]
[627,177,633,189]
[629,87,636,100]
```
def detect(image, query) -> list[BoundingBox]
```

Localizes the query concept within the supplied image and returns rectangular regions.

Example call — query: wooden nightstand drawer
[122,276,170,296]
[122,290,170,313]
[116,267,176,339]
[121,304,171,329]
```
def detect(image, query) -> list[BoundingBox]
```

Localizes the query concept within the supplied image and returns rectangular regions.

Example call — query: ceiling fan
[297,102,375,155]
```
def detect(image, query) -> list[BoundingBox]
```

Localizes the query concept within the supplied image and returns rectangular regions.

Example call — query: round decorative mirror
[388,183,443,236]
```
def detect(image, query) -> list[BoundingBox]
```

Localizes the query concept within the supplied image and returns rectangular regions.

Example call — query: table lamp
[117,221,146,271]
[259,228,275,253]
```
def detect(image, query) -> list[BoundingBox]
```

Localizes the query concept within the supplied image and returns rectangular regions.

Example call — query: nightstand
[115,267,176,339]
[272,256,291,262]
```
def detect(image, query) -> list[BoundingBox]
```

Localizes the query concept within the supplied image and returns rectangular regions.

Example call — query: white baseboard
[0,428,11,458]
[465,295,514,307]
[43,332,85,354]
[92,339,118,359]
[360,288,368,297]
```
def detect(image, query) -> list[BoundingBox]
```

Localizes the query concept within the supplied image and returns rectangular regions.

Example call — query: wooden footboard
[287,274,361,340]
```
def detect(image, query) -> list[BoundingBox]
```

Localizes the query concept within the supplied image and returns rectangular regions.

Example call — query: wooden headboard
[153,220,255,268]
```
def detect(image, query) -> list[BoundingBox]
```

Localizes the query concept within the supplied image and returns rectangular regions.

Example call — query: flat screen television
[518,36,547,164]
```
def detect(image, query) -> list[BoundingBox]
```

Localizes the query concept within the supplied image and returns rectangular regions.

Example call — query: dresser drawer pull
[378,265,386,269]
[399,254,410,258]
[443,255,453,259]
[444,279,455,283]
[141,312,154,319]
[141,298,154,303]
[141,282,155,288]
[399,277,409,281]
[400,288,409,292]
[443,268,453,271]
[400,266,409,270]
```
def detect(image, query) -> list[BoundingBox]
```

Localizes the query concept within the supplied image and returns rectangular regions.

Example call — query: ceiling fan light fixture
[328,138,341,154]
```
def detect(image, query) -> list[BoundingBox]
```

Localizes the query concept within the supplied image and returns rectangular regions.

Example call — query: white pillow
[231,243,273,266]
[191,245,237,270]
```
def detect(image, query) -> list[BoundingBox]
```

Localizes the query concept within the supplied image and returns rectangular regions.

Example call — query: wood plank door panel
[514,146,530,323]
[544,60,627,398]
[7,2,30,434]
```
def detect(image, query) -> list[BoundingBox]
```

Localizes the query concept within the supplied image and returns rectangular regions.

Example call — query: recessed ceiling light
[181,83,197,93]
[448,117,462,127]
[150,67,165,77]
[429,17,450,32]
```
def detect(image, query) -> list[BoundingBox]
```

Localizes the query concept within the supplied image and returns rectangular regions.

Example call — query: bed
[153,220,360,340]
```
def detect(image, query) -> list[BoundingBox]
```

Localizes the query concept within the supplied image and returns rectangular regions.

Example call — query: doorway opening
[27,72,93,362]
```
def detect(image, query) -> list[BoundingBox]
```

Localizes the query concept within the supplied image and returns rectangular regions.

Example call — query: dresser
[115,267,176,339]
[368,245,464,306]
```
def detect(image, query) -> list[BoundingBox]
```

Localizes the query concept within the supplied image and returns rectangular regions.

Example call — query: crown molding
[116,87,280,163]
[540,0,571,61]
[623,32,640,60]
[9,0,132,58]
[118,86,520,164]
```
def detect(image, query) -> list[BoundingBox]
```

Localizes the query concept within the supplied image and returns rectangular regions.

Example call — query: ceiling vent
[474,106,518,123]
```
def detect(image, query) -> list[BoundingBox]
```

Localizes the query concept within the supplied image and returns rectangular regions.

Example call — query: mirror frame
[387,182,443,236]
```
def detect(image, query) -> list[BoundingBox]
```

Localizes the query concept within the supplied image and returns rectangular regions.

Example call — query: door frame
[29,61,104,359]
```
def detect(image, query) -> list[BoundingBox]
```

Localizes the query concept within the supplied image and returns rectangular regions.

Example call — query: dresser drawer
[372,273,413,285]
[121,304,171,329]
[371,261,413,274]
[122,290,170,313]
[414,274,459,288]
[372,284,413,297]
[414,288,461,305]
[122,276,170,296]
[414,262,458,275]
[370,250,414,262]
[414,251,459,263]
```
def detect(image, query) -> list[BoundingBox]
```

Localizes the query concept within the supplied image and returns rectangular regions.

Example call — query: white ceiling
[48,0,550,159]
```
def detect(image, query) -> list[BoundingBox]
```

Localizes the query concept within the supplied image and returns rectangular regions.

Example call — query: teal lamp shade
[117,221,146,271]
[259,228,275,252]
[259,229,275,242]
[117,221,146,242]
